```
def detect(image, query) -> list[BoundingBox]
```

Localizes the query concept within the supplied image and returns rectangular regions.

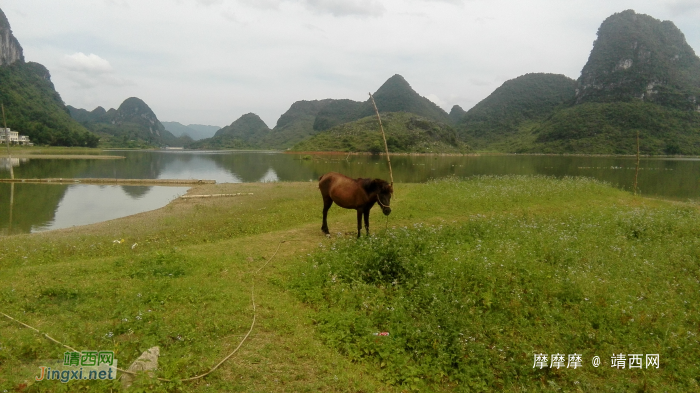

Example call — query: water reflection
[1,183,71,235]
[259,168,279,183]
[34,185,188,232]
[1,151,698,235]
[1,157,27,170]
[0,182,187,235]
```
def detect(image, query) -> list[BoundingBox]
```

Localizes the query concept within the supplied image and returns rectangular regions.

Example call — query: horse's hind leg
[321,196,332,235]
[356,209,362,238]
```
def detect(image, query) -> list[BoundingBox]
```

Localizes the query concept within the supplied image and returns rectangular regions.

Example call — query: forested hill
[68,98,188,148]
[262,99,335,149]
[449,105,467,124]
[456,73,577,149]
[191,74,455,151]
[456,10,700,155]
[0,8,98,147]
[0,8,23,66]
[576,10,700,110]
[292,112,467,154]
[529,10,700,155]
[312,74,453,132]
[188,113,270,149]
[362,74,452,124]
[268,74,453,149]
[162,122,219,140]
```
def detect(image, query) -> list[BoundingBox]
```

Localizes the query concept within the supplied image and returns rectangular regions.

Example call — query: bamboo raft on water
[180,193,254,199]
[0,178,216,185]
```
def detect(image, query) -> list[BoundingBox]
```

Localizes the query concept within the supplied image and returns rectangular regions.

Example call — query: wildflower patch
[291,206,700,390]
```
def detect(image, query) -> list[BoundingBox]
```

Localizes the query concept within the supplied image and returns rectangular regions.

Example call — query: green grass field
[0,176,698,392]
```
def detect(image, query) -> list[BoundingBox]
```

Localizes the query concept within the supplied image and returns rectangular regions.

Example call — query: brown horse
[319,172,393,238]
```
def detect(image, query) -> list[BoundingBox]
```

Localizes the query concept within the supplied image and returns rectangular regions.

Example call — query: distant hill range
[162,122,220,141]
[3,6,699,154]
[456,10,700,155]
[0,8,98,147]
[68,98,189,148]
[199,8,700,156]
[191,74,461,153]
[535,10,700,155]
[188,113,271,149]
[455,73,577,151]
[311,74,453,133]
[293,112,466,154]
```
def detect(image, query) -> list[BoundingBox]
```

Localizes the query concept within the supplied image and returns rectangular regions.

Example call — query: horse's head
[376,181,393,216]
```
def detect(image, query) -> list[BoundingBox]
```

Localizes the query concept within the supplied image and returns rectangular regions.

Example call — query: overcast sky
[2,0,699,128]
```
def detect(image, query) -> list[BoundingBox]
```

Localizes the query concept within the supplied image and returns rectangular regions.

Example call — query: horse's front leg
[356,209,362,238]
[363,207,370,236]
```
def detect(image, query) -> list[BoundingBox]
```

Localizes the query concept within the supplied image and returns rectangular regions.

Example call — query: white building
[1,157,27,170]
[0,128,32,145]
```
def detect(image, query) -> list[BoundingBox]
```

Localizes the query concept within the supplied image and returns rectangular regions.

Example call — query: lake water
[1,150,698,235]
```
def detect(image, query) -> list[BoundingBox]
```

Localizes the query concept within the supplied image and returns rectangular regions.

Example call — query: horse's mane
[359,178,392,194]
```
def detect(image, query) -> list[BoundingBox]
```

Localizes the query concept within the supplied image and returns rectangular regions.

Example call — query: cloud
[59,53,133,89]
[426,93,448,109]
[238,0,284,9]
[469,78,492,87]
[62,53,114,74]
[196,0,224,5]
[180,0,384,16]
[417,0,462,3]
[304,23,326,32]
[300,0,385,17]
[103,0,129,7]
[474,16,495,23]
[221,7,239,21]
[667,0,700,15]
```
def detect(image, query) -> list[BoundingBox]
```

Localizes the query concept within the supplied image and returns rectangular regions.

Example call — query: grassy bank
[0,176,698,392]
[0,146,108,156]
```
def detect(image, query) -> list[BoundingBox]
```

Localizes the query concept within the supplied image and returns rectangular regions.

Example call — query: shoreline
[4,146,699,159]
[0,154,124,159]
[285,150,700,158]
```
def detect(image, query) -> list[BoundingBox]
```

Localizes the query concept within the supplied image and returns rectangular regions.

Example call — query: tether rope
[369,93,394,186]
[1,239,290,382]
[369,93,394,232]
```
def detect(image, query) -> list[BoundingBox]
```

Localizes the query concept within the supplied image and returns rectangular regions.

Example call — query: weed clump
[292,207,700,391]
[121,251,189,279]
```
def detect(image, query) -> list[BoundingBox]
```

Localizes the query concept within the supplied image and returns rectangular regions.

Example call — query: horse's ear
[380,182,392,194]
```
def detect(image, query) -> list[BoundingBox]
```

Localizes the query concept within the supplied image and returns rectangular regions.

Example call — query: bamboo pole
[1,103,13,180]
[0,178,215,185]
[633,131,640,195]
[8,182,13,233]
[368,93,393,185]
